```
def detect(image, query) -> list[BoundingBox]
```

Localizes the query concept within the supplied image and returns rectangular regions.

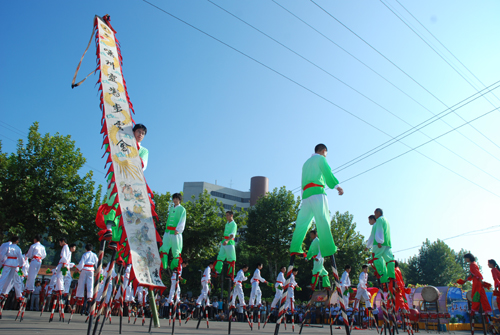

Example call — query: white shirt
[234,269,248,286]
[174,204,186,234]
[275,272,286,289]
[27,242,47,261]
[340,271,350,287]
[0,242,24,267]
[357,272,368,290]
[201,266,211,283]
[59,244,72,265]
[251,268,266,285]
[287,274,297,293]
[170,266,183,281]
[77,251,98,271]
[366,217,385,248]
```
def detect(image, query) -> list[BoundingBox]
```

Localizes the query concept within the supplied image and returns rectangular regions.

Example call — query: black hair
[362,265,368,269]
[256,262,263,267]
[344,265,351,270]
[463,253,475,262]
[9,235,20,243]
[182,259,189,265]
[488,259,499,270]
[292,268,299,272]
[59,237,67,243]
[133,123,147,135]
[226,211,234,215]
[34,234,42,242]
[315,143,328,153]
[69,243,77,249]
[394,260,399,268]
[280,266,286,271]
[375,208,383,216]
[310,229,317,235]
[172,193,183,202]
[368,215,376,221]
[85,243,93,251]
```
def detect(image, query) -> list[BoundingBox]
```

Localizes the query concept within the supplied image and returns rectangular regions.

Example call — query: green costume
[290,154,340,257]
[307,237,331,288]
[367,216,395,283]
[159,204,186,270]
[215,220,237,275]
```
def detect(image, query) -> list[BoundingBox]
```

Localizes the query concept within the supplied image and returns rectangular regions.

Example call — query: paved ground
[0,311,472,335]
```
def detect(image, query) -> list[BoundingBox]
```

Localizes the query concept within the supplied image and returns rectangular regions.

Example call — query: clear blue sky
[1,1,499,282]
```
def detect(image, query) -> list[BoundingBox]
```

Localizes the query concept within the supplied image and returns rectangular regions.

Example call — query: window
[211,191,250,203]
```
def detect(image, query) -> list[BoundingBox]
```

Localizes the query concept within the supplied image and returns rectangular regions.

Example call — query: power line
[308,0,500,159]
[378,0,500,150]
[271,0,500,165]
[0,134,18,143]
[341,105,500,198]
[141,0,500,198]
[393,225,500,253]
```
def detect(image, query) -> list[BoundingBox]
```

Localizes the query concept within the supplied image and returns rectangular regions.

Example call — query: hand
[223,241,228,246]
[364,247,368,252]
[377,243,382,248]
[174,231,179,235]
[337,187,344,196]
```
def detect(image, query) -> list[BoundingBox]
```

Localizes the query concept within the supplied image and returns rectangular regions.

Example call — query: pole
[86,239,107,335]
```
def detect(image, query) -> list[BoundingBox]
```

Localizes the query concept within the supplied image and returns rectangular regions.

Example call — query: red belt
[32,256,42,261]
[303,183,324,191]
[167,226,176,231]
[84,264,94,268]
[224,236,231,240]
[7,256,16,259]
[253,279,260,282]
[276,281,283,284]
[237,281,242,284]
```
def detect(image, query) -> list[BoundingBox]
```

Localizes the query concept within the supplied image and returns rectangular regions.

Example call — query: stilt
[86,239,107,335]
[330,255,351,335]
[49,292,59,322]
[40,295,48,317]
[92,245,116,335]
[258,305,261,330]
[171,272,179,335]
[274,255,296,335]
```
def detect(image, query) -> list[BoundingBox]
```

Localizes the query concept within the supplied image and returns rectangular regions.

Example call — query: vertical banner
[96,16,164,289]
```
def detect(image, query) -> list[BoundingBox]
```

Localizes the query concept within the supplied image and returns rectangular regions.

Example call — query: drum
[421,286,440,302]
[466,291,472,302]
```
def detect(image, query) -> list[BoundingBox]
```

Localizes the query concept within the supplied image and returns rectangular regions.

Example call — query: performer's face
[134,129,146,143]
[225,213,233,222]
[369,218,376,225]
[173,198,180,206]
[319,149,327,157]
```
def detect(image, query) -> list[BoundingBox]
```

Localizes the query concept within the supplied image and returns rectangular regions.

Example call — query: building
[182,176,269,212]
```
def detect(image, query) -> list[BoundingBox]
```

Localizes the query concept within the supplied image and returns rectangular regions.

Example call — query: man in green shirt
[214,211,237,278]
[133,123,149,171]
[365,209,395,283]
[290,144,344,257]
[307,230,330,289]
[159,193,186,270]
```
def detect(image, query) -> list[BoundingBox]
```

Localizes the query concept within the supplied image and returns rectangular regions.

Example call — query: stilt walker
[214,211,238,279]
[249,262,267,330]
[0,236,25,314]
[283,143,347,335]
[72,14,165,333]
[392,261,412,335]
[265,266,286,328]
[194,262,214,326]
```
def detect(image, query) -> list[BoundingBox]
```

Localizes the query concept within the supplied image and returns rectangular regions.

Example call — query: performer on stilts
[0,236,25,303]
[457,253,492,317]
[271,266,286,312]
[159,192,186,272]
[167,260,188,324]
[249,263,267,329]
[341,265,352,309]
[393,261,413,335]
[26,235,46,293]
[214,211,237,279]
[489,259,500,309]
[230,264,249,308]
[283,268,300,332]
[354,265,372,311]
[307,230,331,290]
[75,243,98,307]
[196,262,213,308]
[283,144,347,335]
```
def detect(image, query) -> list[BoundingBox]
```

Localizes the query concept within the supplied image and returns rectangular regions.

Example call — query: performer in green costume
[366,209,395,283]
[290,144,344,257]
[159,193,186,270]
[214,211,237,277]
[307,230,330,289]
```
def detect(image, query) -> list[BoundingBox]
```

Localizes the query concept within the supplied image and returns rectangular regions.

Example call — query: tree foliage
[399,239,470,288]
[0,122,102,262]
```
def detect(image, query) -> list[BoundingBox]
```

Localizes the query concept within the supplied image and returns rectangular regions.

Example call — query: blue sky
[1,1,499,283]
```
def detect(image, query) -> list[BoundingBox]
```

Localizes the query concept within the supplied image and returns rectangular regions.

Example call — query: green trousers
[159,233,183,270]
[372,245,395,283]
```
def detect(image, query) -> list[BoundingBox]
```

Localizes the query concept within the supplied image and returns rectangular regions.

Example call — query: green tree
[0,122,102,262]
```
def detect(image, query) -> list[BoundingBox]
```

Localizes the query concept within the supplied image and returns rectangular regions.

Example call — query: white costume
[167,266,182,304]
[231,269,247,307]
[54,244,72,292]
[75,250,98,299]
[115,264,133,302]
[249,268,266,307]
[63,263,75,294]
[96,264,117,304]
[136,286,148,306]
[0,242,24,297]
[271,271,286,309]
[354,271,371,309]
[26,241,46,291]
[283,273,297,311]
[340,270,351,308]
[196,266,211,306]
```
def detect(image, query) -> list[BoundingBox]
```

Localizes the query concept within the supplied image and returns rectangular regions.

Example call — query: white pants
[26,259,42,291]
[167,280,180,304]
[125,283,134,302]
[76,270,94,299]
[271,289,283,308]
[341,285,350,308]
[354,288,371,309]
[196,282,210,305]
[0,267,18,296]
[64,274,72,294]
[284,290,295,311]
[249,283,262,307]
[231,284,245,307]
[54,264,65,292]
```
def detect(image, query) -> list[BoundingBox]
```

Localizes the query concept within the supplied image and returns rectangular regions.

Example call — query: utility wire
[143,0,500,199]
[341,105,500,199]
[207,0,500,184]
[309,0,500,159]
[379,0,500,150]
[0,134,18,143]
